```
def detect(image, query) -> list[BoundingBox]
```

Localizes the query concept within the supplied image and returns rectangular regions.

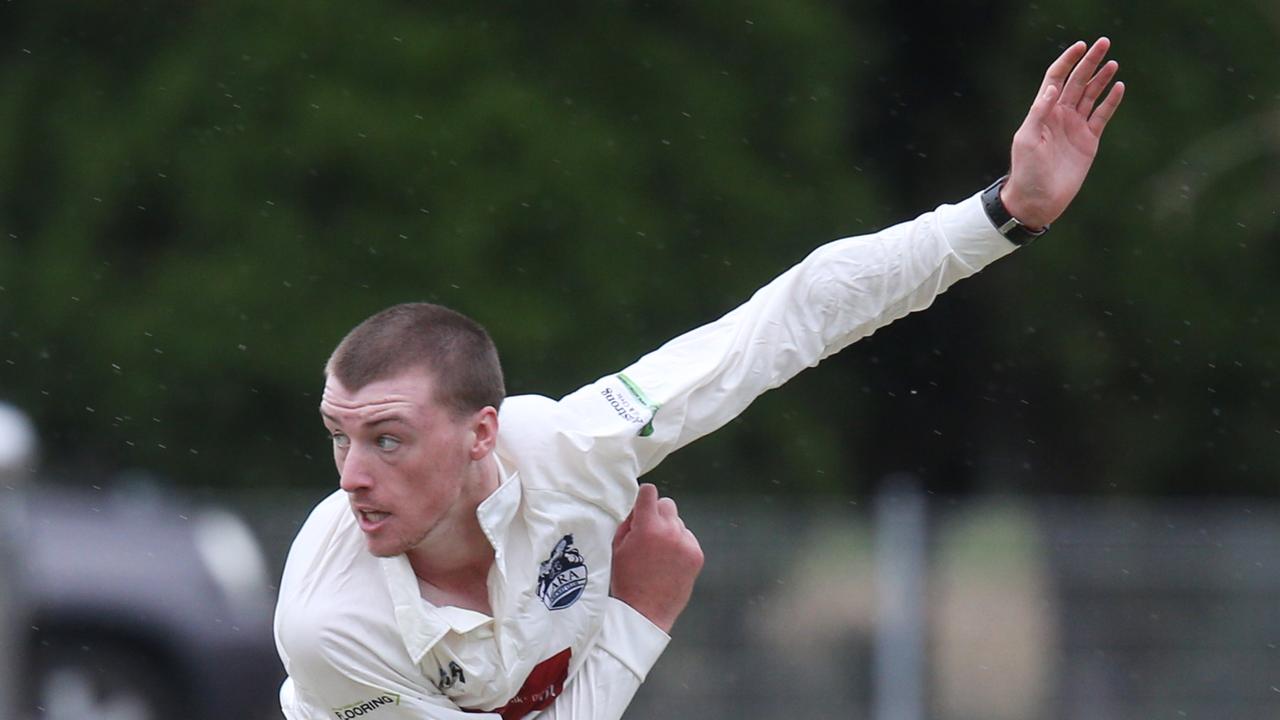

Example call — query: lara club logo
[537,534,588,610]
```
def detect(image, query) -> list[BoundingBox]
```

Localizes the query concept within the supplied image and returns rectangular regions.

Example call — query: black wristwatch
[981,175,1047,246]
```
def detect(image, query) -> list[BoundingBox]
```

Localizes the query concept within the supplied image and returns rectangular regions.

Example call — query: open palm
[1003,38,1126,229]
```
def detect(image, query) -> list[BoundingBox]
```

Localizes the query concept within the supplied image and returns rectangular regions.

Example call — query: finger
[1076,60,1118,115]
[1024,82,1060,130]
[1087,81,1125,136]
[1037,40,1086,98]
[1059,37,1111,108]
[656,496,678,522]
[634,483,657,513]
[630,483,659,529]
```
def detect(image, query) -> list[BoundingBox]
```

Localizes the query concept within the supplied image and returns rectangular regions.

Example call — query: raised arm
[518,39,1125,517]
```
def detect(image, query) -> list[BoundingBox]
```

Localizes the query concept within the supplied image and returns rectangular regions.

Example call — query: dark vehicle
[1,405,282,720]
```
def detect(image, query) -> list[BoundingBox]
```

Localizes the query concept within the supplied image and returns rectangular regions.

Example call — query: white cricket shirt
[274,193,1016,719]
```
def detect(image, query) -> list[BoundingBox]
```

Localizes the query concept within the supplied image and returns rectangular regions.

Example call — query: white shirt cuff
[935,192,1020,271]
[596,597,671,682]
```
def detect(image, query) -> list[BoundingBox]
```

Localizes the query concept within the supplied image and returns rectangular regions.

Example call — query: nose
[338,445,375,493]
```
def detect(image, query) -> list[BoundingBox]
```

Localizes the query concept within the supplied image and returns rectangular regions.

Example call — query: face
[319,369,496,558]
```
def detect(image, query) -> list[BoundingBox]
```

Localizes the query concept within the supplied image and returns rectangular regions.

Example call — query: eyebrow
[319,412,409,429]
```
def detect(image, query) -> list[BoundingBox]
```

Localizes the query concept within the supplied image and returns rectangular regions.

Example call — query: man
[275,471,706,717]
[275,38,1124,719]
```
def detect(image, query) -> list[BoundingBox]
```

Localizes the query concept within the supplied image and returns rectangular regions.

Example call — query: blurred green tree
[0,1,876,493]
[0,1,1275,497]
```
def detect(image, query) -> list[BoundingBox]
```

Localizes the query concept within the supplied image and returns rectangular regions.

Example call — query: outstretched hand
[610,483,704,633]
[1002,37,1126,230]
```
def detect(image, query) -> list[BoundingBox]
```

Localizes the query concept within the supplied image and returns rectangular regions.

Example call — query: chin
[365,537,408,558]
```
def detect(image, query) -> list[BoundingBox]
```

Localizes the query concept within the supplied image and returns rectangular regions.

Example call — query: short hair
[325,303,505,415]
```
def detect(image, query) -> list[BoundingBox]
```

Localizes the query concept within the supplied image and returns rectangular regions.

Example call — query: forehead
[320,369,440,424]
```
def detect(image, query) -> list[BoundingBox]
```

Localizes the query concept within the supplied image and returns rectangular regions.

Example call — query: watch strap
[981,175,1047,246]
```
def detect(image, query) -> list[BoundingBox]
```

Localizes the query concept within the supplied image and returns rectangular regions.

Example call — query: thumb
[612,511,634,555]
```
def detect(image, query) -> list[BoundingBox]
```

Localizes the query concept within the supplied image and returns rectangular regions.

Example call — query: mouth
[354,507,391,532]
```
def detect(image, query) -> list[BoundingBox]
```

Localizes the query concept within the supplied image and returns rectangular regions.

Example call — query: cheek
[399,462,452,510]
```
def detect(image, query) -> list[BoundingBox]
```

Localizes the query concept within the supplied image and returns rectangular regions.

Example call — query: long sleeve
[534,598,670,720]
[508,193,1015,518]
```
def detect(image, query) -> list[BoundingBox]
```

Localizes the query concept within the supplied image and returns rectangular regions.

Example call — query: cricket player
[274,38,1124,719]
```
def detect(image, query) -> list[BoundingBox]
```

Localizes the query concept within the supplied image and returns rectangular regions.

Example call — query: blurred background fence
[222,484,1280,720]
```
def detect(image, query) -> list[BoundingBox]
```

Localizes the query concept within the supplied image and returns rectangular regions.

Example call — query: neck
[405,453,501,609]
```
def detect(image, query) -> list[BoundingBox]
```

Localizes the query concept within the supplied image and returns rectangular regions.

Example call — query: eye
[330,432,351,449]
[376,435,401,452]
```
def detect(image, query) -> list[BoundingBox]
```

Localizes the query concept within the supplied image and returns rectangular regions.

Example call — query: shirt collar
[379,554,449,663]
[475,453,522,562]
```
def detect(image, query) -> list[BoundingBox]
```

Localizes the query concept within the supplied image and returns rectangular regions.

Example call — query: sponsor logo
[600,386,648,426]
[537,534,588,610]
[431,660,467,693]
[601,373,658,437]
[468,648,572,720]
[331,693,400,719]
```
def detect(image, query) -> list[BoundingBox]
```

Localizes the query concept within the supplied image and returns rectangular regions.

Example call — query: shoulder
[496,393,641,519]
[275,492,391,664]
[495,394,558,475]
[277,490,364,612]
[497,393,560,443]
[498,384,655,462]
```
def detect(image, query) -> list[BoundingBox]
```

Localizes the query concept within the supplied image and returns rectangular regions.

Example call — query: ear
[468,406,500,460]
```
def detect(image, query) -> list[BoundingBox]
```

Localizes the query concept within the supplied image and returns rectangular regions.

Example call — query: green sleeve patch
[616,373,660,437]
